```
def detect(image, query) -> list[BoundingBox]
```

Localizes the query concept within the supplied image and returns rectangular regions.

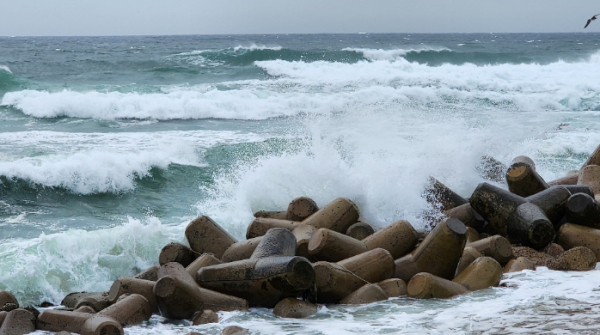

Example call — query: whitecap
[0,65,12,73]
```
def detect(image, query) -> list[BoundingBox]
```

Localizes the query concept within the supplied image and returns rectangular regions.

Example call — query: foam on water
[0,65,11,73]
[0,216,185,306]
[233,44,283,52]
[5,52,600,121]
[343,46,451,61]
[0,150,190,194]
[0,130,265,194]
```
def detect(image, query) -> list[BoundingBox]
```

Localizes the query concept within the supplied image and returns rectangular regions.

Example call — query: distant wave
[0,130,264,194]
[1,88,340,120]
[4,52,600,121]
[0,65,12,73]
[167,46,364,68]
[0,150,188,194]
[233,44,283,52]
[343,47,451,61]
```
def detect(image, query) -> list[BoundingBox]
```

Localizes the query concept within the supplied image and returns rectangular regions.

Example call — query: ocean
[1,33,600,334]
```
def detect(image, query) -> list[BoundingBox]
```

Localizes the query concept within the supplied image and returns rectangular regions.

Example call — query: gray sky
[2,0,600,36]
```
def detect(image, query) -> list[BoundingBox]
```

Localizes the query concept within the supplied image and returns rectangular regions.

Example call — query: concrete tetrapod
[470,182,527,236]
[185,216,237,259]
[578,165,600,196]
[37,310,94,333]
[503,257,536,273]
[346,221,375,240]
[192,310,219,325]
[221,237,263,262]
[394,218,467,282]
[292,224,317,260]
[134,265,159,281]
[377,278,407,297]
[506,160,548,197]
[155,262,248,319]
[308,228,367,262]
[186,253,222,279]
[582,144,600,168]
[557,223,600,260]
[526,185,572,227]
[0,292,17,311]
[312,261,368,304]
[425,177,468,212]
[548,170,579,186]
[253,211,288,220]
[38,294,150,334]
[302,197,360,233]
[565,193,600,228]
[197,229,315,308]
[362,220,418,259]
[508,202,555,249]
[455,246,483,277]
[273,298,318,318]
[443,203,485,231]
[78,316,122,335]
[286,197,319,221]
[60,292,107,309]
[339,284,388,305]
[308,220,418,262]
[407,273,469,299]
[337,248,395,284]
[452,257,502,291]
[108,277,158,313]
[96,294,152,328]
[467,235,513,264]
[470,182,554,248]
[0,309,36,335]
[466,227,480,244]
[159,242,197,267]
[245,218,300,239]
[546,246,597,271]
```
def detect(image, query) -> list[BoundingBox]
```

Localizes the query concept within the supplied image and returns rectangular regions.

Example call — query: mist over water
[1,33,600,334]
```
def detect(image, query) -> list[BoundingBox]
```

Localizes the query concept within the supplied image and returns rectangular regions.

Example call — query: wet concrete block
[503,257,536,273]
[453,257,502,291]
[273,298,317,318]
[192,309,219,325]
[159,242,197,267]
[362,220,418,259]
[339,284,388,305]
[302,197,360,233]
[287,197,319,221]
[185,216,237,259]
[376,278,407,297]
[407,273,469,299]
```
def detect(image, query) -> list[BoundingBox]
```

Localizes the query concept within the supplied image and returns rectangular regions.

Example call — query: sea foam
[343,46,450,61]
[0,130,264,194]
[4,52,599,121]
[0,216,185,306]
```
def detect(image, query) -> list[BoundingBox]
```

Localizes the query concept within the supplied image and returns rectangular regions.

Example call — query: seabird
[585,13,600,28]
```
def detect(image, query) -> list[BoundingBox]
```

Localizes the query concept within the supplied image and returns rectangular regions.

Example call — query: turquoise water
[2,33,600,334]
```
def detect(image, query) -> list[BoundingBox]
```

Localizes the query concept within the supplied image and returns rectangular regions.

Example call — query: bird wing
[585,19,592,28]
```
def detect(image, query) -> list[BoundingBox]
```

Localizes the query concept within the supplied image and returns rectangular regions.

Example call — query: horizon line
[1,31,598,38]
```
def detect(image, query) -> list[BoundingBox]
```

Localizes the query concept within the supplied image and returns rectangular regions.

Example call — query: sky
[2,0,600,36]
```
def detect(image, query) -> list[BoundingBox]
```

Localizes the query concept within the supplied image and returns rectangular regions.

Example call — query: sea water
[1,33,600,334]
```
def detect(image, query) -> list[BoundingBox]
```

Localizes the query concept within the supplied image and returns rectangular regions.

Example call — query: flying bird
[585,14,600,28]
